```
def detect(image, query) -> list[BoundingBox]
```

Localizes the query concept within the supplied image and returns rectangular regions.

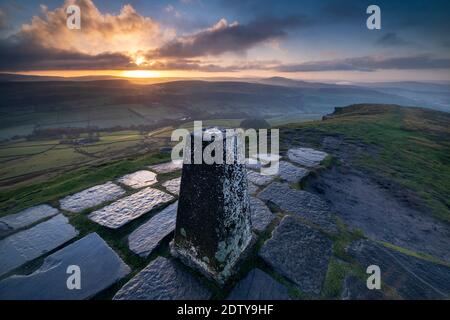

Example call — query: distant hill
[0,77,427,140]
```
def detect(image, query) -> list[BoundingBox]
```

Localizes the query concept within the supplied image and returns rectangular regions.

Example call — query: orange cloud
[20,0,173,55]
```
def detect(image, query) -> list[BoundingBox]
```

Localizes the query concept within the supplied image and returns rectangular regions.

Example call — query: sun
[135,56,146,66]
[120,70,161,78]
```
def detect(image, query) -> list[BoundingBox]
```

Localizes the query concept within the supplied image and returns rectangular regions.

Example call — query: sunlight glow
[120,70,161,78]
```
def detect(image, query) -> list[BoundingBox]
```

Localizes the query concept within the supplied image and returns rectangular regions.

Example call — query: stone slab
[278,161,310,183]
[248,181,259,195]
[0,205,59,237]
[113,257,211,300]
[0,233,130,300]
[247,170,275,186]
[149,160,183,174]
[129,202,178,257]
[341,275,385,300]
[259,216,332,295]
[162,177,181,195]
[59,182,126,213]
[250,197,275,232]
[348,239,450,299]
[258,182,337,233]
[227,268,291,300]
[88,187,174,229]
[287,147,328,168]
[0,214,78,277]
[117,170,157,189]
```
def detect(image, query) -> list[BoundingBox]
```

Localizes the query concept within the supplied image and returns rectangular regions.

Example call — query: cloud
[0,39,134,71]
[376,32,412,47]
[275,55,450,72]
[18,0,170,55]
[0,9,8,30]
[148,15,311,58]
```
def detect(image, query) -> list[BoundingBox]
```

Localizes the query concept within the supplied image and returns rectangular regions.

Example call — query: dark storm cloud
[275,55,450,72]
[376,32,412,47]
[0,38,134,71]
[148,15,311,58]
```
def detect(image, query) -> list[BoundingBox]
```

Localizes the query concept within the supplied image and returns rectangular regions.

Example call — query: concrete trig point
[170,128,253,285]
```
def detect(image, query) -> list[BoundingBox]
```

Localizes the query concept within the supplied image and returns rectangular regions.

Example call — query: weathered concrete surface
[227,268,291,300]
[0,214,78,277]
[117,170,157,189]
[348,239,450,299]
[247,170,275,186]
[113,257,211,300]
[149,160,183,174]
[287,147,328,168]
[307,166,450,262]
[259,216,332,295]
[250,197,275,232]
[258,182,337,233]
[0,205,59,237]
[128,202,178,258]
[162,177,181,195]
[278,161,309,183]
[88,187,174,229]
[0,233,130,300]
[171,128,253,285]
[341,275,385,300]
[59,182,125,213]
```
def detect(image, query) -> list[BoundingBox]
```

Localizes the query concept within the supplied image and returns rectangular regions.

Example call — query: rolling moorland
[0,103,449,300]
[1,76,449,190]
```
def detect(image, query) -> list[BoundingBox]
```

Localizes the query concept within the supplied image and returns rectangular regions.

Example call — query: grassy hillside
[282,104,450,223]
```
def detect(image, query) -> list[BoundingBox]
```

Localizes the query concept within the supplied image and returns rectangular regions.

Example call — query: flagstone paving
[149,160,183,174]
[287,147,328,168]
[227,268,291,300]
[0,214,78,277]
[129,202,178,258]
[258,182,337,233]
[88,187,174,229]
[117,170,157,189]
[59,181,125,213]
[0,205,59,237]
[0,233,130,300]
[162,177,181,195]
[113,257,211,300]
[259,216,332,295]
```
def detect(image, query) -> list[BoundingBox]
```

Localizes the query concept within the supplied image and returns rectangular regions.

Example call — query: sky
[0,0,449,81]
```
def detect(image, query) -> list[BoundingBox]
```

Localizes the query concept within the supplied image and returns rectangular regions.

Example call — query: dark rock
[278,161,309,183]
[259,216,332,295]
[341,275,385,300]
[348,239,450,299]
[227,268,291,300]
[258,182,337,233]
[250,197,275,232]
[113,257,211,300]
[0,233,130,300]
